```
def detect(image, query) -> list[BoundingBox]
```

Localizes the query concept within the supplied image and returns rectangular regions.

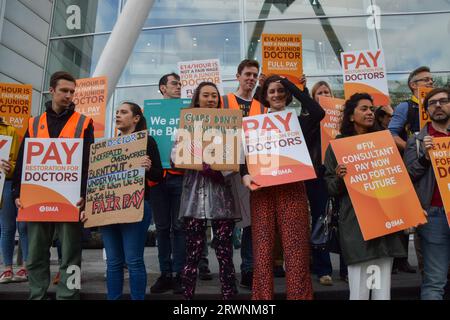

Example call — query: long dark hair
[121,101,147,132]
[340,93,376,136]
[259,75,293,109]
[189,82,222,108]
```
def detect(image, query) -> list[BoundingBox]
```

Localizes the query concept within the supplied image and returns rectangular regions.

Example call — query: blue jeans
[418,206,450,300]
[100,201,150,300]
[240,226,253,273]
[0,180,28,266]
[149,174,185,274]
[305,177,333,277]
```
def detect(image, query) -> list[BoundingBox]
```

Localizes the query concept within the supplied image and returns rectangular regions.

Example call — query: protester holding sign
[388,66,434,275]
[149,73,190,294]
[83,102,163,300]
[324,93,407,300]
[12,71,94,300]
[222,59,268,290]
[404,88,450,300]
[176,82,240,300]
[241,75,324,300]
[309,80,348,285]
[0,120,28,284]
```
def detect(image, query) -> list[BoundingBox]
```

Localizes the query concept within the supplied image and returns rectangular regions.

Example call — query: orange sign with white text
[74,77,108,138]
[429,137,450,226]
[330,131,427,240]
[418,87,433,130]
[0,83,33,143]
[262,33,303,89]
[319,96,345,163]
[341,49,390,107]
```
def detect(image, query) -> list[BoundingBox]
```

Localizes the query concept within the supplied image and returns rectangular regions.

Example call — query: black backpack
[399,99,420,142]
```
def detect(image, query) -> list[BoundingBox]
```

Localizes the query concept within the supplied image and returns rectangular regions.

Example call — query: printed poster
[429,137,450,226]
[0,83,33,143]
[330,130,427,240]
[143,99,191,168]
[242,110,316,189]
[262,33,303,89]
[74,76,108,138]
[178,59,224,99]
[17,138,83,222]
[0,135,12,199]
[341,49,390,107]
[319,96,345,163]
[418,87,433,130]
[84,131,148,228]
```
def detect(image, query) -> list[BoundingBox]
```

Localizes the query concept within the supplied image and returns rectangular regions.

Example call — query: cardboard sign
[74,77,108,138]
[418,87,433,130]
[0,135,12,199]
[341,49,390,106]
[0,83,33,143]
[174,108,242,171]
[17,138,83,222]
[143,99,191,168]
[330,131,427,240]
[319,96,345,163]
[84,131,148,228]
[178,59,224,99]
[243,110,316,189]
[429,137,450,226]
[262,33,303,89]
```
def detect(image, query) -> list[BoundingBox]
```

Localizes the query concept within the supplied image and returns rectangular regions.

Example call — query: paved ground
[0,240,447,300]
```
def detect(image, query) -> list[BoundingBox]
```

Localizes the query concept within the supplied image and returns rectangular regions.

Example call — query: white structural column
[93,0,155,102]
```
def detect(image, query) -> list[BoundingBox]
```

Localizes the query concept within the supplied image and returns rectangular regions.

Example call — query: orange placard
[429,137,450,226]
[319,96,345,163]
[0,83,33,143]
[262,33,303,89]
[330,131,427,240]
[73,77,108,138]
[418,87,433,130]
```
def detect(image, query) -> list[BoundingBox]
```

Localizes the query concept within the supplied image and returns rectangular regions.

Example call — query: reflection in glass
[45,35,110,86]
[374,0,450,13]
[246,18,376,76]
[118,24,241,86]
[52,0,119,37]
[122,0,240,27]
[380,13,450,72]
[245,0,370,20]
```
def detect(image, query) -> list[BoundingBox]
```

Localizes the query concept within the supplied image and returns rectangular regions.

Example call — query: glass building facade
[44,0,450,137]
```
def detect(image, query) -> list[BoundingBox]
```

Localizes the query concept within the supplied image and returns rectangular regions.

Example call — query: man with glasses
[404,88,450,300]
[389,66,434,274]
[389,66,434,153]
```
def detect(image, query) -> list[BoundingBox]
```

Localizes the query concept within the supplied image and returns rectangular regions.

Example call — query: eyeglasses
[428,98,449,108]
[413,77,434,84]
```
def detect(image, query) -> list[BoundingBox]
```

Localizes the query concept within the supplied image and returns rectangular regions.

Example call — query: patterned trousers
[182,218,237,300]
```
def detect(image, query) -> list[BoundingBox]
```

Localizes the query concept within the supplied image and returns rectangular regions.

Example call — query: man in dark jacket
[13,71,94,300]
[404,87,450,300]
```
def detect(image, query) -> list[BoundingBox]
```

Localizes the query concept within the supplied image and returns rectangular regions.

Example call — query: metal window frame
[0,0,6,42]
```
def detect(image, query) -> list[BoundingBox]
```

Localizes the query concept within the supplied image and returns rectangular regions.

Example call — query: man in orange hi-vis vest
[221,59,268,290]
[12,71,94,300]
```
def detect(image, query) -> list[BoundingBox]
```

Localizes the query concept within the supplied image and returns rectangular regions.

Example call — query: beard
[430,111,450,124]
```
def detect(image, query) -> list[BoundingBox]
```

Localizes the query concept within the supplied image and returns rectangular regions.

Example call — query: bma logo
[66,265,81,290]
[66,5,81,30]
[366,265,381,290]
[366,5,381,30]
